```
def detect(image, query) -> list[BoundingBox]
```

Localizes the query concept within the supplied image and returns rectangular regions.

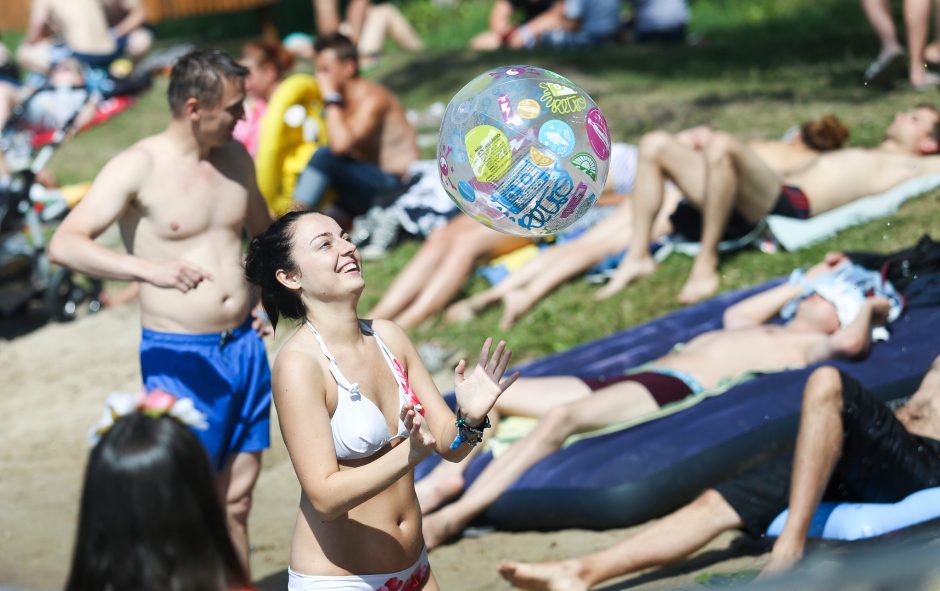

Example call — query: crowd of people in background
[4,0,940,590]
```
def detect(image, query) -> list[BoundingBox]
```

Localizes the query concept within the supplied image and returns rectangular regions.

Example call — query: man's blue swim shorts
[140,317,272,470]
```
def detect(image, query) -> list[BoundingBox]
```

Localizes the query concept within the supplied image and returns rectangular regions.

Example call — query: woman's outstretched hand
[454,338,520,424]
[401,402,436,465]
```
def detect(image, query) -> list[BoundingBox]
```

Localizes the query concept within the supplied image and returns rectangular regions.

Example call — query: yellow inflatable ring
[256,73,328,217]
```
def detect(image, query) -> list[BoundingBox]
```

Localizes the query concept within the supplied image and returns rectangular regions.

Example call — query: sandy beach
[0,301,776,591]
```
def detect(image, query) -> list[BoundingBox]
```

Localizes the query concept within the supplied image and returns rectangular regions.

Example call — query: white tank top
[306,320,421,461]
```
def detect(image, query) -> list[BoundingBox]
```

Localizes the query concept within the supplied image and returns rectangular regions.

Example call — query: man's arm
[48,148,211,291]
[318,82,385,156]
[723,254,848,329]
[110,0,148,37]
[811,297,890,362]
[722,282,804,329]
[506,1,566,47]
[232,144,274,237]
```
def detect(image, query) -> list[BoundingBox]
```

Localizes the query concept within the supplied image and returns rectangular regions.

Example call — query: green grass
[41,0,940,362]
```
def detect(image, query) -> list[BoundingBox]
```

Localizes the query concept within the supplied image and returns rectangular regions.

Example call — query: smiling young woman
[244,210,518,590]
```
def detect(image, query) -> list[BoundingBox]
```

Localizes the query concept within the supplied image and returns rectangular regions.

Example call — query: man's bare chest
[136,163,249,240]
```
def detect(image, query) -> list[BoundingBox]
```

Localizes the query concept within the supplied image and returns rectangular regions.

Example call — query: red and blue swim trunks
[770,185,811,220]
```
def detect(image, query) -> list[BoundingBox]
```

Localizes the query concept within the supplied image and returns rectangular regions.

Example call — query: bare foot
[415,472,464,514]
[444,296,487,324]
[595,256,656,301]
[677,270,719,304]
[757,541,803,580]
[499,289,535,330]
[498,560,589,591]
[422,508,463,550]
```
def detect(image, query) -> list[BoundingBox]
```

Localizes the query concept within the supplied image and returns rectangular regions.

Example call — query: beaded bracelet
[448,409,492,450]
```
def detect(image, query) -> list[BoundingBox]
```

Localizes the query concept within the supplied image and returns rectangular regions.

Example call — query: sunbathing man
[292,33,418,221]
[17,0,120,74]
[499,354,940,589]
[605,104,940,305]
[420,253,894,547]
[445,116,849,330]
[49,49,273,574]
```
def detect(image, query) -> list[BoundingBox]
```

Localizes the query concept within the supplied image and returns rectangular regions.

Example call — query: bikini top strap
[360,320,408,397]
[305,320,360,396]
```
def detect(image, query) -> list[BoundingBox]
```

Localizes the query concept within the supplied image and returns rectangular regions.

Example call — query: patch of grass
[40,0,940,364]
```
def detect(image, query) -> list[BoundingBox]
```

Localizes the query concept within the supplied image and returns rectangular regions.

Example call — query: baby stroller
[0,71,129,320]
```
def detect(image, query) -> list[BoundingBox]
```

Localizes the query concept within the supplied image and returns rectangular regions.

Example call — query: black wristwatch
[323,92,343,107]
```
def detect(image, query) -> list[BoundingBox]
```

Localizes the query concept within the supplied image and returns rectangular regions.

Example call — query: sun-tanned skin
[418,254,891,544]
[442,126,826,331]
[498,355,940,590]
[315,40,417,175]
[17,0,116,74]
[48,56,273,572]
[606,106,940,305]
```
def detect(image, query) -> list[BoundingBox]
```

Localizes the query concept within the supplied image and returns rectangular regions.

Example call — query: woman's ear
[275,268,301,291]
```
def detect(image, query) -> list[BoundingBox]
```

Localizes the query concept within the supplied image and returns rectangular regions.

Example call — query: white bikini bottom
[287,547,430,591]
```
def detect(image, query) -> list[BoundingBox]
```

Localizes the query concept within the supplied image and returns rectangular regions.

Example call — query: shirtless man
[48,49,273,573]
[292,33,418,219]
[17,0,119,74]
[605,104,940,305]
[500,356,940,589]
[420,254,892,548]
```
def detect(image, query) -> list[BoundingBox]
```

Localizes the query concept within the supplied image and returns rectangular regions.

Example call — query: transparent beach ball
[437,65,610,237]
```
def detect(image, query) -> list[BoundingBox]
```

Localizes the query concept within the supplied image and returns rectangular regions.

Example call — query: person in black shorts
[498,356,940,590]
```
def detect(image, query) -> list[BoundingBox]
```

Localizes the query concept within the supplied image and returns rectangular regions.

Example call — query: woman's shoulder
[272,332,329,391]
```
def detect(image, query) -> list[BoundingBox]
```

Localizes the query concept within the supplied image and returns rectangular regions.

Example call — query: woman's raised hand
[401,402,436,465]
[454,338,520,424]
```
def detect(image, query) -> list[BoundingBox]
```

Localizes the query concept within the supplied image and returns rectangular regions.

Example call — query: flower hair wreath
[88,389,210,446]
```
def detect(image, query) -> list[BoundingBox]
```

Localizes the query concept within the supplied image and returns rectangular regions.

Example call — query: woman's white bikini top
[306,320,418,461]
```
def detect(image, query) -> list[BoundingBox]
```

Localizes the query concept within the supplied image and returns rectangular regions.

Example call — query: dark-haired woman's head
[245,211,363,330]
[240,41,295,101]
[65,413,246,591]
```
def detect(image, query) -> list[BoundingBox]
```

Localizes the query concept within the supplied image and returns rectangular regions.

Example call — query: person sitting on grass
[499,355,940,589]
[605,104,940,306]
[65,391,251,591]
[291,33,418,223]
[419,253,897,548]
[444,115,849,330]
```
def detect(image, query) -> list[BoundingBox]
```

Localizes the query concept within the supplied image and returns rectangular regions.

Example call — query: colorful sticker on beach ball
[437,65,610,237]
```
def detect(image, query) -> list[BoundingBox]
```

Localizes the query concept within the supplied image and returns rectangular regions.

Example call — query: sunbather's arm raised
[811,296,890,362]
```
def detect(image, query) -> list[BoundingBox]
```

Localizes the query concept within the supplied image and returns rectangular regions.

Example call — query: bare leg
[762,367,844,575]
[313,0,341,35]
[417,377,590,513]
[367,222,456,321]
[394,223,527,328]
[860,0,903,57]
[597,131,706,300]
[218,451,263,575]
[927,0,940,63]
[678,132,780,304]
[906,0,934,86]
[498,489,744,591]
[423,380,660,548]
[363,3,424,52]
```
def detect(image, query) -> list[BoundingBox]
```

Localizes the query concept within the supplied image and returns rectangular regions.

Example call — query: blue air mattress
[417,278,940,532]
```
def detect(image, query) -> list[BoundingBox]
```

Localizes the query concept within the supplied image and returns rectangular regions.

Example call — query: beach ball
[437,65,610,236]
